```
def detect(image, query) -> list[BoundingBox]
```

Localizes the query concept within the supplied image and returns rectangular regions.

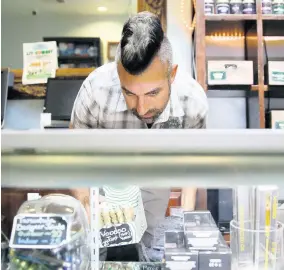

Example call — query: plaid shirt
[70,62,208,129]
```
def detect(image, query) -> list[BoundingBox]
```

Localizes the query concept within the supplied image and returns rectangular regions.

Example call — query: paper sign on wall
[22,41,58,85]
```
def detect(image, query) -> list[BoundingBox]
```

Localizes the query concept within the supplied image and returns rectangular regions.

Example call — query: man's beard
[131,83,171,124]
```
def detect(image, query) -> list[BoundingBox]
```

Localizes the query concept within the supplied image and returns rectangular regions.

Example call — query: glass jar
[230,0,243,14]
[205,0,215,14]
[216,0,230,14]
[243,0,256,14]
[262,0,273,14]
[272,0,284,14]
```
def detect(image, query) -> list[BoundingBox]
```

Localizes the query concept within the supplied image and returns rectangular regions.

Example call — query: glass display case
[2,129,284,270]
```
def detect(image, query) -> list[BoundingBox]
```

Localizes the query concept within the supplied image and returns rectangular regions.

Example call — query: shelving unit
[195,0,284,128]
[43,37,101,68]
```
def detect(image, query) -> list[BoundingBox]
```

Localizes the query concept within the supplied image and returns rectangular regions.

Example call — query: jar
[230,0,243,14]
[216,0,230,14]
[272,0,284,14]
[205,0,215,14]
[242,0,256,14]
[262,0,272,14]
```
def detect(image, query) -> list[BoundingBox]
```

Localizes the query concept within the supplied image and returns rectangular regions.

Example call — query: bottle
[205,0,215,14]
[216,0,230,14]
[262,0,273,14]
[230,0,243,14]
[242,0,256,14]
[272,0,284,14]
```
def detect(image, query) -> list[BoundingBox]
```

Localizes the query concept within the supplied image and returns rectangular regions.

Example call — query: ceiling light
[97,6,107,12]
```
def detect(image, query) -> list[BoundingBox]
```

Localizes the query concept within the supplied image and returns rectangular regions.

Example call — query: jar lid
[216,0,229,3]
[230,0,242,3]
[205,0,215,3]
[243,0,255,3]
[272,0,284,3]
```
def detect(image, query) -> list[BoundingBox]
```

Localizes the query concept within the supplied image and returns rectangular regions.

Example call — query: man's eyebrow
[121,86,136,95]
[145,87,161,95]
[121,86,162,95]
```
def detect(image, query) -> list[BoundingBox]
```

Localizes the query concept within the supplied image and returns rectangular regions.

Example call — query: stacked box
[183,211,219,250]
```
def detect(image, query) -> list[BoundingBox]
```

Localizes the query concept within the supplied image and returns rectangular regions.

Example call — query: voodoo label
[100,224,132,247]
[10,215,68,249]
[140,263,163,270]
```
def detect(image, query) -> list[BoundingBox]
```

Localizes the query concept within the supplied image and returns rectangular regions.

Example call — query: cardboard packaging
[183,211,219,250]
[270,110,284,129]
[207,61,254,85]
[98,186,147,248]
[164,248,199,270]
[268,61,284,85]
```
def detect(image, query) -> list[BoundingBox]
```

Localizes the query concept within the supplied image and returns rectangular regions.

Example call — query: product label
[272,71,284,82]
[210,71,226,81]
[140,263,162,270]
[100,223,133,247]
[231,4,243,14]
[10,215,68,249]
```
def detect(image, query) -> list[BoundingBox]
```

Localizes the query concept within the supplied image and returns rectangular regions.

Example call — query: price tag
[10,214,68,249]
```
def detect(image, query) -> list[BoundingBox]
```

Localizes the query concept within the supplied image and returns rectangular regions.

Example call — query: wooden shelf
[262,15,284,20]
[206,14,257,21]
[58,56,96,61]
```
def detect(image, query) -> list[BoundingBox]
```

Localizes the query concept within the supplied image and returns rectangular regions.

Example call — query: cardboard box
[208,61,253,85]
[268,61,284,85]
[271,111,284,129]
[98,186,147,248]
[183,211,219,250]
[164,248,199,270]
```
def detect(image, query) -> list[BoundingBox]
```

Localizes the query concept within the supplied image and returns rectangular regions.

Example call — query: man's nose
[137,97,147,116]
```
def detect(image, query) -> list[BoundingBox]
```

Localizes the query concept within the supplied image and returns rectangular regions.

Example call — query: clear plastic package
[9,194,90,270]
[183,211,219,250]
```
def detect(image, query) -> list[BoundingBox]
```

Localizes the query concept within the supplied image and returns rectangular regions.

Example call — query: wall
[167,0,192,75]
[1,14,127,68]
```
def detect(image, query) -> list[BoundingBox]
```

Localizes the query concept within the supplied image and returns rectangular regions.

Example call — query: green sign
[272,71,284,82]
[275,121,284,129]
[210,71,226,81]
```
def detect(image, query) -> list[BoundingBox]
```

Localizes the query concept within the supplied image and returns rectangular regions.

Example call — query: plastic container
[216,0,231,14]
[272,0,284,14]
[205,0,215,14]
[230,220,284,270]
[9,194,90,270]
[230,0,243,14]
[243,0,256,14]
[262,0,273,14]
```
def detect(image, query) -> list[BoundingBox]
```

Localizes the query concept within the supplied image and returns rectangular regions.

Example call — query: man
[70,12,208,261]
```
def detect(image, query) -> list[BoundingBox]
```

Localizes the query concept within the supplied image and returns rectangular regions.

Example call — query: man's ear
[170,64,178,84]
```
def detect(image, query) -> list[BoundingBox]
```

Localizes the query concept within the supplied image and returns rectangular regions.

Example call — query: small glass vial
[242,0,256,14]
[205,0,215,14]
[216,0,230,14]
[272,0,284,14]
[230,0,243,14]
[262,0,272,14]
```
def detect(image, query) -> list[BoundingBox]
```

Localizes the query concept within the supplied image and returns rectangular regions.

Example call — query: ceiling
[2,0,137,16]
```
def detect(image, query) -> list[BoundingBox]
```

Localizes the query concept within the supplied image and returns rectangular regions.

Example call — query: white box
[268,61,284,85]
[271,111,284,129]
[98,186,147,248]
[208,61,253,85]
